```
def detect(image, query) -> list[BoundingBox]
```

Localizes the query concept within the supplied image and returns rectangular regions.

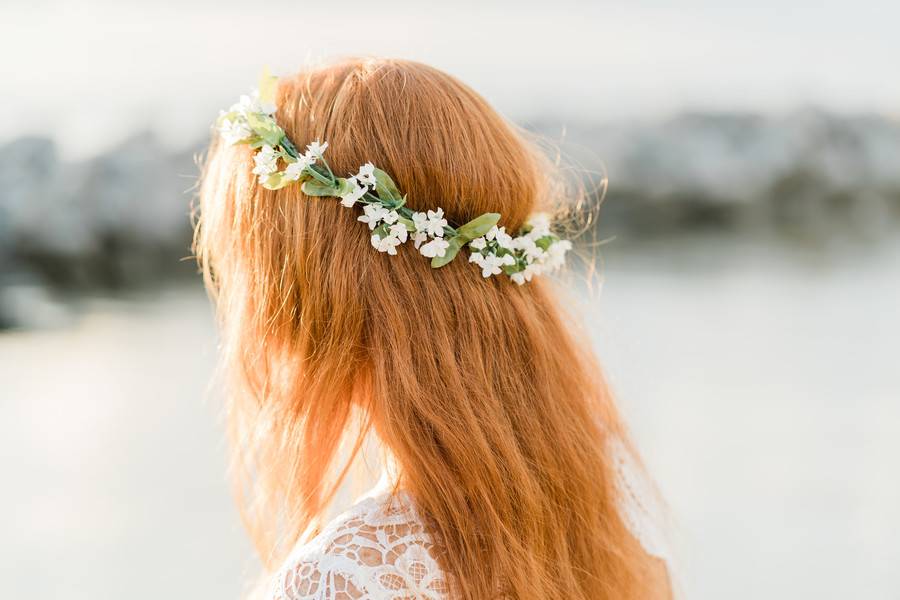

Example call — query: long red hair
[195,58,665,599]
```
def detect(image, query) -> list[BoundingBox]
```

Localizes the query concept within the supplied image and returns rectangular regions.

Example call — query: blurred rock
[1,110,899,327]
[0,282,72,330]
[0,132,200,299]
[531,108,900,240]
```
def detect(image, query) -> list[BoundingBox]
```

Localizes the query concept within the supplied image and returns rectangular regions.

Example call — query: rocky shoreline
[1,108,898,327]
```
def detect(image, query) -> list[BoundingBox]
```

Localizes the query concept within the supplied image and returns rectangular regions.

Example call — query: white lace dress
[270,451,668,600]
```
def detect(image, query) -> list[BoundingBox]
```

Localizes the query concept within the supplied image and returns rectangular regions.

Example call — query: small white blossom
[388,222,409,243]
[476,254,504,278]
[486,225,513,249]
[476,253,515,278]
[340,177,367,208]
[468,251,486,267]
[412,231,428,249]
[219,117,252,145]
[544,239,572,270]
[252,145,279,180]
[411,211,428,232]
[382,210,399,225]
[511,236,543,261]
[305,140,328,157]
[526,212,552,238]
[283,154,315,181]
[469,237,487,250]
[511,262,543,285]
[419,237,450,258]
[358,204,389,230]
[371,232,402,255]
[228,95,254,116]
[231,91,276,117]
[357,163,377,187]
[425,208,448,237]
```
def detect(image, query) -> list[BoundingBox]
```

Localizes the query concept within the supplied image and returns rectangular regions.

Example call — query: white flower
[358,204,389,230]
[476,253,515,278]
[412,231,428,249]
[526,212,552,238]
[382,210,399,225]
[468,251,486,267]
[425,208,448,237]
[251,145,279,180]
[510,262,543,285]
[544,239,572,270]
[371,232,402,255]
[419,237,450,258]
[218,117,252,145]
[511,236,543,261]
[231,90,276,117]
[388,222,409,243]
[305,140,328,157]
[253,89,278,116]
[411,211,428,232]
[283,154,315,181]
[228,95,254,116]
[469,237,487,250]
[486,225,513,249]
[340,177,367,207]
[357,162,377,187]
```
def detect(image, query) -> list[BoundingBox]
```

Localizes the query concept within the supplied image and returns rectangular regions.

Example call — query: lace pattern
[271,445,668,599]
[271,491,451,600]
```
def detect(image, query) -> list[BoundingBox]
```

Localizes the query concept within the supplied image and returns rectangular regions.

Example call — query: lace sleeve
[271,492,451,600]
[611,437,671,564]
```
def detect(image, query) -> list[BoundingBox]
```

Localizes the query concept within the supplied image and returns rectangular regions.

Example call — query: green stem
[281,137,299,159]
[307,164,333,186]
[318,156,336,183]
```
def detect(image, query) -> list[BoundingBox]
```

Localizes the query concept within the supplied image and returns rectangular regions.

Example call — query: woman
[196,57,671,599]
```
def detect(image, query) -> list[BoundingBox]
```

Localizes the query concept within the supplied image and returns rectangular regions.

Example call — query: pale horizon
[4,0,900,159]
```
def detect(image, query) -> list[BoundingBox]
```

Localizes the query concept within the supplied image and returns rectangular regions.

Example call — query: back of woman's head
[196,57,659,600]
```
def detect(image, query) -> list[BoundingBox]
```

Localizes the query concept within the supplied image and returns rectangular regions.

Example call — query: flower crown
[215,72,571,285]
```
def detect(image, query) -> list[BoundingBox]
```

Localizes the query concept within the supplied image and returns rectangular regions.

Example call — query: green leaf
[246,112,285,147]
[261,172,298,190]
[301,179,339,197]
[258,67,279,104]
[372,223,389,239]
[502,259,525,275]
[430,236,464,268]
[333,177,356,197]
[456,213,500,242]
[217,110,239,124]
[397,216,416,231]
[280,136,300,159]
[535,234,558,251]
[373,168,402,203]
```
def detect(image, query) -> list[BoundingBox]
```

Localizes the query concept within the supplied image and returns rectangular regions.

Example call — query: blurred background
[2,1,898,598]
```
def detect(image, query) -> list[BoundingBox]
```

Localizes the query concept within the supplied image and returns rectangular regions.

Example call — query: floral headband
[215,72,571,285]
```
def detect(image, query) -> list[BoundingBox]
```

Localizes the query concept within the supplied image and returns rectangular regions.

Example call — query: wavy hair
[195,58,666,599]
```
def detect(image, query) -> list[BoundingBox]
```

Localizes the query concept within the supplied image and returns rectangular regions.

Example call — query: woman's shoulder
[270,491,451,600]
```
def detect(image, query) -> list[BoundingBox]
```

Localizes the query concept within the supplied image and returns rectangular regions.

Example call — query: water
[1,240,898,599]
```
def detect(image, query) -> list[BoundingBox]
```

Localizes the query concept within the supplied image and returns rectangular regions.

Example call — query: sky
[3,0,899,158]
